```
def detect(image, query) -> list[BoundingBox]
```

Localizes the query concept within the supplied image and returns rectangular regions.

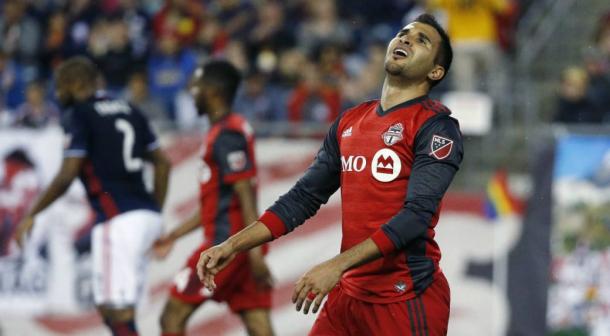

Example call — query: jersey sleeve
[259,116,342,239]
[63,107,90,158]
[371,114,464,255]
[213,130,255,184]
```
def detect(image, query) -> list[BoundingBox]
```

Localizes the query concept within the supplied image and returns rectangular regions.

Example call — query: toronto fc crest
[430,135,454,160]
[382,123,404,146]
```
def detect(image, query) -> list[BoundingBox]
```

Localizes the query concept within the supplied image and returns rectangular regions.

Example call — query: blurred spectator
[287,61,341,123]
[116,0,153,59]
[208,0,256,39]
[427,0,509,97]
[341,41,386,106]
[224,40,249,72]
[0,0,41,74]
[0,50,27,111]
[88,17,142,93]
[39,10,69,79]
[234,70,284,122]
[246,1,295,73]
[340,0,416,26]
[248,1,293,51]
[584,12,610,122]
[123,71,169,128]
[12,81,60,128]
[297,0,353,54]
[147,32,197,120]
[315,43,346,85]
[193,14,229,58]
[276,48,308,88]
[153,0,203,47]
[554,67,601,124]
[64,0,100,56]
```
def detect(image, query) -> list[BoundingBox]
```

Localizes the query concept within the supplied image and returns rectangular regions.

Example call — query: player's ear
[427,65,445,82]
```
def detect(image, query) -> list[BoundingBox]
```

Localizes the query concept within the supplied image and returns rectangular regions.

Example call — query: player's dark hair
[198,60,242,105]
[414,14,453,88]
[55,56,100,89]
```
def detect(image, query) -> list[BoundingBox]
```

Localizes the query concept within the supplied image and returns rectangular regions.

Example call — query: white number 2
[115,119,143,172]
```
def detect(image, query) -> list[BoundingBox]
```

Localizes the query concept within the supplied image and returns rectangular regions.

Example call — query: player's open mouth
[392,48,408,58]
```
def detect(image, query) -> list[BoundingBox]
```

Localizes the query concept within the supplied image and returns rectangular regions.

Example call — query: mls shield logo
[227,150,247,171]
[430,135,453,160]
[382,123,404,146]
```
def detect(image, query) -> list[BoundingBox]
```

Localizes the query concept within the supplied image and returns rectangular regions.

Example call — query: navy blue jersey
[62,94,160,223]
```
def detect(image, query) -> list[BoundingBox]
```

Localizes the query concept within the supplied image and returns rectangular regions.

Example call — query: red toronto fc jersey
[260,95,463,303]
[199,113,257,245]
[337,98,453,303]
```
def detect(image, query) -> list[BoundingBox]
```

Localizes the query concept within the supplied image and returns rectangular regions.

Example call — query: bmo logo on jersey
[341,149,401,182]
[341,155,367,172]
[371,148,401,182]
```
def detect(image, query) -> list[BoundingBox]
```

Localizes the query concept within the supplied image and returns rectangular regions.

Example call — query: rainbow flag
[484,170,518,219]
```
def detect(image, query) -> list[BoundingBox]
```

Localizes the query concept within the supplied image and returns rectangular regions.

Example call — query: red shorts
[310,273,450,336]
[170,244,272,313]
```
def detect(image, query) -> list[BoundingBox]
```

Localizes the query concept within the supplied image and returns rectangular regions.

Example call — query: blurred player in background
[152,60,274,336]
[197,14,462,335]
[15,56,171,336]
[0,149,39,257]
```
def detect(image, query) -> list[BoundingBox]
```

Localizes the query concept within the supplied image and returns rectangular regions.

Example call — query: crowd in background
[0,0,526,132]
[555,11,610,124]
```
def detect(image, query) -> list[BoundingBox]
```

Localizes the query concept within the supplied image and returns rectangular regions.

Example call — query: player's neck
[379,76,429,111]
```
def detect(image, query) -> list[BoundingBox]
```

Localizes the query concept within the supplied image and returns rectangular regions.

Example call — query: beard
[384,60,405,76]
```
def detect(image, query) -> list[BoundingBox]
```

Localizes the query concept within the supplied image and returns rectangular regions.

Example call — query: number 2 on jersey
[115,119,143,172]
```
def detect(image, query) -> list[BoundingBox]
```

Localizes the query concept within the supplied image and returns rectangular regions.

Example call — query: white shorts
[91,209,162,308]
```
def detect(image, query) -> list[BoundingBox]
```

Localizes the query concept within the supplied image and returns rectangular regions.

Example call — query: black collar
[376,95,428,116]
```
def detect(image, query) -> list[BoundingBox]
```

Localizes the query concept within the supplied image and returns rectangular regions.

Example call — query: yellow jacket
[428,0,509,42]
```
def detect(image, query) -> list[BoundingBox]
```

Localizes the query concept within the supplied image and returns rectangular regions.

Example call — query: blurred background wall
[1,0,610,335]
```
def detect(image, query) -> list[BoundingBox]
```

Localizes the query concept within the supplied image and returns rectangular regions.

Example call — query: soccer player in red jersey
[153,60,274,336]
[197,14,461,335]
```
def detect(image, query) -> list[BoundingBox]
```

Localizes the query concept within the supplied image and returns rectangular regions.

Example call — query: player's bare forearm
[152,211,201,258]
[234,178,274,287]
[225,220,273,253]
[149,148,171,207]
[292,238,382,314]
[331,238,383,272]
[16,157,83,247]
[197,221,273,288]
[233,179,264,258]
[28,157,83,216]
[167,212,201,241]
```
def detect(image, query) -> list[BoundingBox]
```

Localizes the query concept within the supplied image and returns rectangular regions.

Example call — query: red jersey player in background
[197,13,462,335]
[153,60,274,336]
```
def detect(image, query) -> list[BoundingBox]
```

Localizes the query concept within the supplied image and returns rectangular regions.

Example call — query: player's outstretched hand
[196,242,236,291]
[14,215,35,249]
[151,235,174,259]
[292,259,342,315]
